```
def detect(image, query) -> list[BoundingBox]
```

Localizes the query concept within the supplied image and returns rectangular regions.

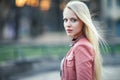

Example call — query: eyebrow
[63,17,78,20]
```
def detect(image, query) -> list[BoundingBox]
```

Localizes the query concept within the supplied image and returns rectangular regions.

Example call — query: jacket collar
[69,35,85,47]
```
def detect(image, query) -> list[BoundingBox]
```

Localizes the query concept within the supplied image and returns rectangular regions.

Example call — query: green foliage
[0,46,15,62]
[0,44,69,63]
[0,44,120,63]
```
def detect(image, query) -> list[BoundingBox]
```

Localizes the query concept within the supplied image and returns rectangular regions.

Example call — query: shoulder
[73,37,95,58]
[74,37,93,49]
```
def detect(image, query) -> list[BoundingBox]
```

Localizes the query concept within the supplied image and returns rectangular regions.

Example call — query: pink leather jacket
[61,36,95,80]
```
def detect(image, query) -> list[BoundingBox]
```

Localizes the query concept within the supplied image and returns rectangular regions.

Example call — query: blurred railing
[0,43,69,80]
[0,42,120,79]
[0,43,69,62]
[0,42,120,64]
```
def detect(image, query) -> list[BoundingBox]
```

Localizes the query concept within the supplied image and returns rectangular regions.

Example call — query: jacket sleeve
[74,45,94,80]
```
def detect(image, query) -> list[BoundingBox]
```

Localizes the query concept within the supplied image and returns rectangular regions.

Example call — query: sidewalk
[16,65,120,80]
[18,71,61,80]
[9,54,120,80]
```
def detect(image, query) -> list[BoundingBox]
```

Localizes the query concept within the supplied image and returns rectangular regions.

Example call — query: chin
[67,34,74,38]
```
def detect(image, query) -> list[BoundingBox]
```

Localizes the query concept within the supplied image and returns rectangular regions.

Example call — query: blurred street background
[0,0,120,80]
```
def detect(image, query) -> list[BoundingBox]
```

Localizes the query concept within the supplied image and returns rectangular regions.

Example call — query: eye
[71,18,77,22]
[63,18,68,22]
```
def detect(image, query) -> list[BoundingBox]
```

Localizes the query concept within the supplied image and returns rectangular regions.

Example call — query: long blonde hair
[64,1,107,80]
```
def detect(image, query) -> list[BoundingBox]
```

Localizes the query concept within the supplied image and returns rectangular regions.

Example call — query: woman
[61,1,107,80]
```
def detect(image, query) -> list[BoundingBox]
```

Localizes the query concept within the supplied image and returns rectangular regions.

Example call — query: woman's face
[63,8,84,38]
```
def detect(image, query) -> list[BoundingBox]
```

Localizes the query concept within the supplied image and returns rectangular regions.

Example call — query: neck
[73,32,83,40]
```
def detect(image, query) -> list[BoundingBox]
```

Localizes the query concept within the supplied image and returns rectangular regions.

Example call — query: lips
[66,29,72,33]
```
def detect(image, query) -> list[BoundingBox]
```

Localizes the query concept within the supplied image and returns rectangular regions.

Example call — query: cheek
[63,22,65,27]
[64,23,67,29]
[74,24,83,33]
[75,23,82,30]
[75,27,82,33]
[63,24,66,29]
[78,22,83,30]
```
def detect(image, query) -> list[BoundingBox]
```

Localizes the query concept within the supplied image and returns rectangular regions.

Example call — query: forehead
[63,8,78,18]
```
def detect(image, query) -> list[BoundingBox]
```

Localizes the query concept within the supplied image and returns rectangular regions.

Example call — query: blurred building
[101,0,120,41]
[0,0,120,43]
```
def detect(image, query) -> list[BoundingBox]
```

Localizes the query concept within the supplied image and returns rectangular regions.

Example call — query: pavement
[102,65,120,80]
[18,71,61,80]
[15,65,120,80]
[8,55,120,80]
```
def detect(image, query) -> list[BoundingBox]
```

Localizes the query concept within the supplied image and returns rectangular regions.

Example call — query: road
[17,65,120,80]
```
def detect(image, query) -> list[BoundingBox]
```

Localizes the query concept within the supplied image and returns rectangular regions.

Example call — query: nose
[64,20,71,28]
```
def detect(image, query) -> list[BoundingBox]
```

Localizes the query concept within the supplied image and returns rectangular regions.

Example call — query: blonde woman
[61,1,107,80]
